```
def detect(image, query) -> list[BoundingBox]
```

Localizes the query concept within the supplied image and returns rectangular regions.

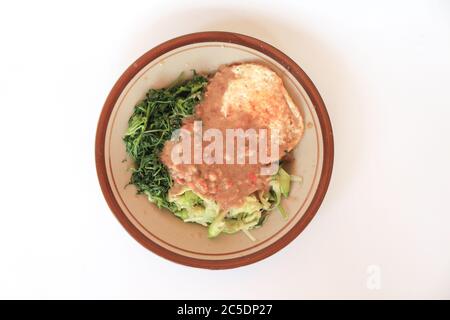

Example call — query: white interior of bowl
[104,42,324,260]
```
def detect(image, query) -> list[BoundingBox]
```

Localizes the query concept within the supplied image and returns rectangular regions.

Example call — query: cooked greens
[123,74,208,210]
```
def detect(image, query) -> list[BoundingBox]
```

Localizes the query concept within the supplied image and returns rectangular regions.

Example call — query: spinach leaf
[123,73,208,211]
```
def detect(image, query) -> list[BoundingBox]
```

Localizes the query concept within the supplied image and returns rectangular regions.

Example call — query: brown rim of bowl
[95,31,334,269]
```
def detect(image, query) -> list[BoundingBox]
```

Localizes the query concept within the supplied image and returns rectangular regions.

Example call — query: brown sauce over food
[160,63,303,210]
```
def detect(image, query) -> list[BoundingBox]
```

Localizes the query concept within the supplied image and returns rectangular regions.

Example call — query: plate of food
[95,32,333,269]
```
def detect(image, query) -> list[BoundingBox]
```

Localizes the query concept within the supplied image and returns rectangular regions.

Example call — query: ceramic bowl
[95,32,333,269]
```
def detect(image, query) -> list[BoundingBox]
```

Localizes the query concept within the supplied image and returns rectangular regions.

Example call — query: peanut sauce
[161,64,303,210]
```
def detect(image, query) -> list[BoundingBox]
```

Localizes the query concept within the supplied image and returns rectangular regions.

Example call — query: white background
[0,0,449,299]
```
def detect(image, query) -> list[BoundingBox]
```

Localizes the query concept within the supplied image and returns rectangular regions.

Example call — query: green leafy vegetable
[278,167,291,197]
[169,188,220,226]
[269,166,295,220]
[207,195,263,238]
[123,73,208,210]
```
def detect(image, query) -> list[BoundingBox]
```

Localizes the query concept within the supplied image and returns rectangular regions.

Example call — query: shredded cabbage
[167,166,298,239]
